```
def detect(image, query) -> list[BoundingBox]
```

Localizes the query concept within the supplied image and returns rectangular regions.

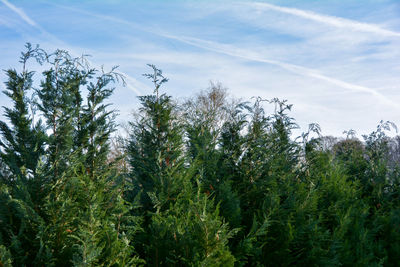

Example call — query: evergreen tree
[0,44,141,266]
[36,56,141,265]
[0,44,47,266]
[183,86,243,235]
[127,66,236,265]
[40,159,142,266]
[36,49,89,181]
[127,65,184,213]
[78,66,122,178]
[0,43,46,185]
[1,43,400,266]
[146,177,236,266]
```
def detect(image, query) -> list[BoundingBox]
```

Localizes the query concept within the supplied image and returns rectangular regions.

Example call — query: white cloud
[248,2,400,38]
[48,4,397,108]
[1,0,146,97]
[156,34,398,109]
[0,0,38,27]
[2,1,399,136]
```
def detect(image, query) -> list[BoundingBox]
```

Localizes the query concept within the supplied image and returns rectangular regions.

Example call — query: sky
[1,0,400,137]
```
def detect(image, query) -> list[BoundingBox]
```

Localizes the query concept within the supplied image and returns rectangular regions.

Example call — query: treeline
[0,45,399,266]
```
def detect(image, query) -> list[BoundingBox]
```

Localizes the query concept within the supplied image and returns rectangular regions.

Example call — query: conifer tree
[1,43,400,266]
[145,177,236,266]
[36,50,89,181]
[126,65,186,260]
[127,64,184,213]
[78,66,121,178]
[183,85,243,233]
[0,43,46,185]
[0,44,47,266]
[0,45,142,266]
[36,57,141,265]
[127,66,237,265]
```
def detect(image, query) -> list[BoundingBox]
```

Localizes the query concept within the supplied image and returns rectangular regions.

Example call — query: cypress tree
[78,66,122,178]
[127,66,236,265]
[36,49,88,181]
[0,43,46,185]
[0,44,47,266]
[127,64,184,213]
[1,43,400,266]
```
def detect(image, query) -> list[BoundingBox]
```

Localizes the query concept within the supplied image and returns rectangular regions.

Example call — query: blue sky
[1,0,400,137]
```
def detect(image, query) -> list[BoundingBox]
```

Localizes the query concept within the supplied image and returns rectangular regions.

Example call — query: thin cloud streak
[51,3,397,108]
[1,0,145,96]
[122,75,148,95]
[47,3,145,32]
[248,2,400,38]
[0,0,37,27]
[157,34,398,109]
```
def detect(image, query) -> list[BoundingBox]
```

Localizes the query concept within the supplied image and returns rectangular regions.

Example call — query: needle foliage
[1,44,400,266]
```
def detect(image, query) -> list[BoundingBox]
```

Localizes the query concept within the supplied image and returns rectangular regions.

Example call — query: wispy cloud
[248,2,400,38]
[2,1,399,136]
[121,74,147,95]
[50,3,397,108]
[0,0,145,96]
[160,34,398,108]
[0,0,38,27]
[47,3,151,34]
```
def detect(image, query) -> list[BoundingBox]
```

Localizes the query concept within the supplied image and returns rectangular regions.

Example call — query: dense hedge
[1,45,399,266]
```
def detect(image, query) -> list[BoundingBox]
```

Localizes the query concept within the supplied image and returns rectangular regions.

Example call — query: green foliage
[0,244,13,267]
[0,44,141,266]
[1,44,400,266]
[0,44,48,266]
[41,162,142,266]
[146,179,236,266]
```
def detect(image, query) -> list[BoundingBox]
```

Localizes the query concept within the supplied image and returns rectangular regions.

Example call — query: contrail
[1,0,145,95]
[43,2,398,107]
[158,34,398,109]
[47,3,146,32]
[249,2,400,38]
[0,0,38,27]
